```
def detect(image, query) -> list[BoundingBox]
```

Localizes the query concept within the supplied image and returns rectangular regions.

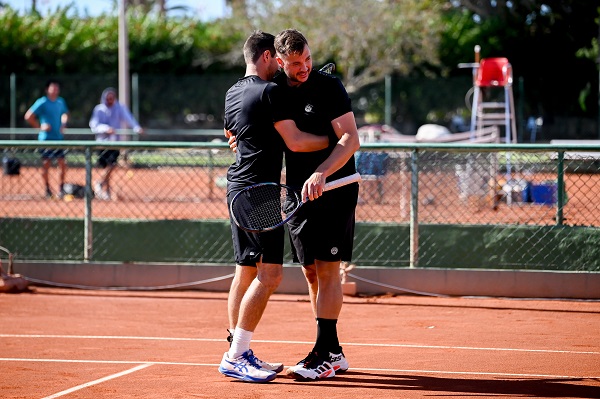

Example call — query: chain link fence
[1,141,599,271]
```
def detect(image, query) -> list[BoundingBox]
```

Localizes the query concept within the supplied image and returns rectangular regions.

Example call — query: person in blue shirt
[89,87,144,200]
[25,79,70,199]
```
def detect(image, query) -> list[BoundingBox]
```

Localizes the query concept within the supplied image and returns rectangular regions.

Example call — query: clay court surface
[1,287,599,398]
[3,165,600,226]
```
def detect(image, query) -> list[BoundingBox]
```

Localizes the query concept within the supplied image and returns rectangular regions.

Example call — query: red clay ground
[1,287,599,398]
[3,166,600,226]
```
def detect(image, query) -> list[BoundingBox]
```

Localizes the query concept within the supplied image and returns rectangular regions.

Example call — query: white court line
[1,358,598,380]
[39,363,152,399]
[0,334,598,355]
[0,358,214,366]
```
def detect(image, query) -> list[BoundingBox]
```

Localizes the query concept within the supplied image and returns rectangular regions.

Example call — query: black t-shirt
[272,70,356,187]
[224,75,284,194]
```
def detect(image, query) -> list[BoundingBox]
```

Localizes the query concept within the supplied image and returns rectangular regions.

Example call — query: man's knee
[315,261,342,281]
[258,264,283,291]
[303,264,318,285]
[233,265,257,284]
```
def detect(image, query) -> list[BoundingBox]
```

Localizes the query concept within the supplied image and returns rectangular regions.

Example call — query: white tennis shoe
[225,330,283,373]
[290,354,336,380]
[328,350,349,373]
[218,350,277,383]
[286,349,349,377]
[251,355,284,373]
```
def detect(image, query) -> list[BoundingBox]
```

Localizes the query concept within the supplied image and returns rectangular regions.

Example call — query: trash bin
[2,156,20,176]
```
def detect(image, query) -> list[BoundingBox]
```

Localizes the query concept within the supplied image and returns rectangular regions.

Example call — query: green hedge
[2,218,599,271]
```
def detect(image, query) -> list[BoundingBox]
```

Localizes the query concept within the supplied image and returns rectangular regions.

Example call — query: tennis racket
[319,62,335,74]
[230,172,361,233]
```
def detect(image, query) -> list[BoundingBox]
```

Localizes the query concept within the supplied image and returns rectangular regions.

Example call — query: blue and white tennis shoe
[218,349,278,383]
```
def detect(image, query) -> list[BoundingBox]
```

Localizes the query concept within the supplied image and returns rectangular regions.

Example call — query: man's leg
[57,157,66,193]
[99,151,120,199]
[288,260,347,380]
[302,264,318,318]
[313,259,345,358]
[227,265,257,335]
[230,262,282,357]
[314,260,343,320]
[219,262,283,382]
[95,152,106,198]
[42,158,51,197]
[103,164,115,197]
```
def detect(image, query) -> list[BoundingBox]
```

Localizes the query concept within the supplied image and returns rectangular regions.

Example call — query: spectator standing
[24,79,70,199]
[89,87,143,200]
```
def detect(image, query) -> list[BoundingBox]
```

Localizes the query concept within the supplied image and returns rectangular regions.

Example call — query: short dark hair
[243,30,275,64]
[45,79,60,90]
[274,29,308,57]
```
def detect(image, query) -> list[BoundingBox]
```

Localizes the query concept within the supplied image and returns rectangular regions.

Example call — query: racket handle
[323,172,362,192]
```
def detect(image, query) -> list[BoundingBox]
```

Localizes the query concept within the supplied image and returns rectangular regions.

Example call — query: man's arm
[302,111,361,201]
[60,112,69,134]
[24,109,39,128]
[225,121,329,153]
[89,108,113,134]
[120,104,143,134]
[25,107,51,132]
[274,119,329,152]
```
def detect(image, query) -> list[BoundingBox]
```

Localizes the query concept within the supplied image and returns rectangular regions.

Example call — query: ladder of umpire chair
[470,57,518,144]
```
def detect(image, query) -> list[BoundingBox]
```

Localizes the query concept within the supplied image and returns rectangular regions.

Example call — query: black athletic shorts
[97,149,120,168]
[226,190,285,266]
[39,148,66,159]
[287,182,359,265]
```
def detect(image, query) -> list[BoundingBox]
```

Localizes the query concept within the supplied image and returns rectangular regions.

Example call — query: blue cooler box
[530,182,557,205]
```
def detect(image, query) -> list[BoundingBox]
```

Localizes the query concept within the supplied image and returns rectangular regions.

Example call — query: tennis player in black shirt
[219,30,329,383]
[272,29,361,380]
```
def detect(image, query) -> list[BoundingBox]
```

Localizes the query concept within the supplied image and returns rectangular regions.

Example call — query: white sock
[228,328,253,359]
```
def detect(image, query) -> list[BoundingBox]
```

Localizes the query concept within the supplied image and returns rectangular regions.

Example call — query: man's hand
[41,123,51,132]
[228,135,237,152]
[302,172,326,202]
[224,129,237,153]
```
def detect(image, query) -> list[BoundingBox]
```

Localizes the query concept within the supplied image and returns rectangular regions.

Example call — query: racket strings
[233,184,298,231]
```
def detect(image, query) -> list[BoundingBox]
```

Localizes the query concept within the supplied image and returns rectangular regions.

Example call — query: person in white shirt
[89,87,143,200]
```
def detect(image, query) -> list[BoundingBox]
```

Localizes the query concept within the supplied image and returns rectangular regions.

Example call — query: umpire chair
[469,57,518,144]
